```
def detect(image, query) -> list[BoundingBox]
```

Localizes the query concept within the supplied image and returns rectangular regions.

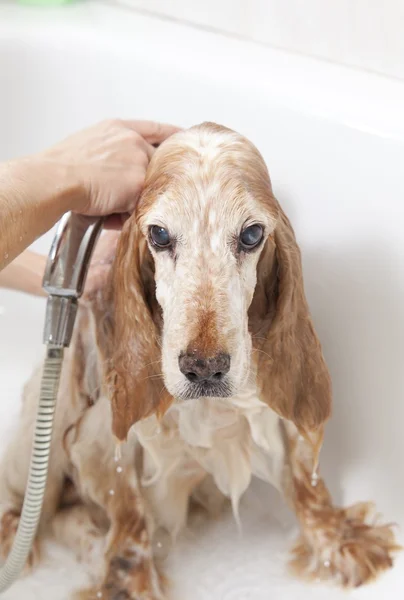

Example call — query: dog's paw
[0,509,41,572]
[73,555,167,600]
[289,502,401,588]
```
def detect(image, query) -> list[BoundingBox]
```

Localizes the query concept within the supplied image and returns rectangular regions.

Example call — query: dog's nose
[179,353,231,383]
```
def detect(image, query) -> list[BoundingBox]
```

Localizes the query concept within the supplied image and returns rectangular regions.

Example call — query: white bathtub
[1,1,404,598]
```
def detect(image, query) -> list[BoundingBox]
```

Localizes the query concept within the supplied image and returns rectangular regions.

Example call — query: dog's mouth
[177,380,233,401]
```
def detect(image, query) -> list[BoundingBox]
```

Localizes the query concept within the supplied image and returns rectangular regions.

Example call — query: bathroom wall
[115,0,404,81]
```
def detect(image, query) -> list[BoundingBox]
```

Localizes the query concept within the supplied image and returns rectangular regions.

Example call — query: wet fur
[0,123,398,598]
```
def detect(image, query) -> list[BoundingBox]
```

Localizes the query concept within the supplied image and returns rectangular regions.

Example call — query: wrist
[0,156,86,270]
[3,157,85,219]
[23,156,86,214]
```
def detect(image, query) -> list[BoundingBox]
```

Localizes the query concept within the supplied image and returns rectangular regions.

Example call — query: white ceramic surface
[118,0,404,81]
[0,2,404,599]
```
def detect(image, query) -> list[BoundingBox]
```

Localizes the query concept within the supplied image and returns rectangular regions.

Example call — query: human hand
[38,119,181,221]
[0,118,180,272]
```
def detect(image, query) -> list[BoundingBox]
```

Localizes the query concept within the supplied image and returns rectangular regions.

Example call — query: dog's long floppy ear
[252,207,332,438]
[103,217,171,441]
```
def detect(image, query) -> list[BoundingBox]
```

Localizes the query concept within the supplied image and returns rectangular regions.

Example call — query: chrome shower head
[42,213,103,347]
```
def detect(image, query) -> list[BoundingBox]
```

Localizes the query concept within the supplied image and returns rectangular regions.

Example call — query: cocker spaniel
[0,122,398,599]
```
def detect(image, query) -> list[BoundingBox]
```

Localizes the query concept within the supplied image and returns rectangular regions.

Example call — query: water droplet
[311,472,319,487]
[152,527,171,560]
[96,592,103,599]
[109,489,115,496]
[116,466,123,474]
[4,253,8,260]
[49,334,53,341]
[324,560,331,568]
[114,444,122,462]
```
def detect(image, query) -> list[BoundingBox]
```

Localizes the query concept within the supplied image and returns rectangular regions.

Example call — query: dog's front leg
[281,421,399,588]
[67,398,166,600]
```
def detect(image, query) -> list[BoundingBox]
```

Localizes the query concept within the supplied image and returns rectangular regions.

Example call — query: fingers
[65,119,180,219]
[104,213,130,230]
[135,135,155,162]
[110,167,147,215]
[121,120,182,145]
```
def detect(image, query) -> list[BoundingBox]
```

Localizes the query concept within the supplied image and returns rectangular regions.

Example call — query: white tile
[120,0,249,35]
[116,0,404,80]
[249,0,404,80]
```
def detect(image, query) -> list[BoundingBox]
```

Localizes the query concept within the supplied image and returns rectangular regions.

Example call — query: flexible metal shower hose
[0,347,64,593]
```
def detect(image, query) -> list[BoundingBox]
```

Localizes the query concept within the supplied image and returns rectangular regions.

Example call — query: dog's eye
[150,226,171,249]
[240,224,264,250]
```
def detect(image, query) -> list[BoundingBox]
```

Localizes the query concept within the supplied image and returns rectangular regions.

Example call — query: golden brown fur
[104,225,171,441]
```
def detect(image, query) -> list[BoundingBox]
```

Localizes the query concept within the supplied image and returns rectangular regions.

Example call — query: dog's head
[106,123,331,440]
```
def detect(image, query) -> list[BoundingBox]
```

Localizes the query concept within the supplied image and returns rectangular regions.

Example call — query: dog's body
[0,123,398,599]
